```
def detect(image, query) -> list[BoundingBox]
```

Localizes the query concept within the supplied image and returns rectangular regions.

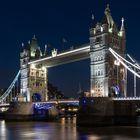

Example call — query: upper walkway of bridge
[28,43,90,68]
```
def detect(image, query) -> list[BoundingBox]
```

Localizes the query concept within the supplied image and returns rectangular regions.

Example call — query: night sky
[0,0,140,97]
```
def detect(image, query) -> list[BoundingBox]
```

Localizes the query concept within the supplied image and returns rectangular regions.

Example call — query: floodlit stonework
[89,5,126,97]
[20,36,48,102]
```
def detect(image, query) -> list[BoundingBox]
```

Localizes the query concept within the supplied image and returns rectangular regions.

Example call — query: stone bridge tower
[20,36,48,102]
[90,5,126,97]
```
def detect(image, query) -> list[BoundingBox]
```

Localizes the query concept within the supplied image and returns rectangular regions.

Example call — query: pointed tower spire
[105,4,111,14]
[104,4,115,29]
[90,13,96,28]
[121,17,125,31]
[28,40,30,44]
[91,14,94,20]
[44,44,47,56]
[33,34,36,39]
[22,43,24,47]
[30,35,38,57]
[119,17,125,38]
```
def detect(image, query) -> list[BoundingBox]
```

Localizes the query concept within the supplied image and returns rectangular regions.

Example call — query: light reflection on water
[0,120,6,140]
[0,117,140,140]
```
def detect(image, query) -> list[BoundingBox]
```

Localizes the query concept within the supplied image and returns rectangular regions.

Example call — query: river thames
[0,117,140,140]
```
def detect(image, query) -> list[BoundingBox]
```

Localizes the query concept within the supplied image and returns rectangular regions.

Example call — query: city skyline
[0,0,140,97]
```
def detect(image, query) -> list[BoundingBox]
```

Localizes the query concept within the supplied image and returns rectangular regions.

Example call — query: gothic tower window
[36,72,39,77]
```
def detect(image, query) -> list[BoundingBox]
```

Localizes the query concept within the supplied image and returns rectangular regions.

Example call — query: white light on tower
[42,66,46,71]
[101,26,103,32]
[91,89,94,94]
[114,60,120,66]
[31,64,35,69]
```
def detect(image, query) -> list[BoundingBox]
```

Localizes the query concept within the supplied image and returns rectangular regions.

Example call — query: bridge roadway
[1,97,140,107]
[0,99,79,107]
[28,44,90,67]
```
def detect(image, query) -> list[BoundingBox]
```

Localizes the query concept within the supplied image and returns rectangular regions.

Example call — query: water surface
[0,117,140,140]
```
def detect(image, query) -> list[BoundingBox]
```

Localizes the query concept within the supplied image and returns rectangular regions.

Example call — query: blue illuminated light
[34,103,55,110]
[83,100,86,104]
[91,100,94,103]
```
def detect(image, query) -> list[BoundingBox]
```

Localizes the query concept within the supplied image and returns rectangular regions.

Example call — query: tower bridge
[1,5,140,124]
[0,5,140,105]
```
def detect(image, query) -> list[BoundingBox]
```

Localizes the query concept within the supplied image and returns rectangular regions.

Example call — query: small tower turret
[44,44,47,56]
[119,17,126,39]
[30,35,38,57]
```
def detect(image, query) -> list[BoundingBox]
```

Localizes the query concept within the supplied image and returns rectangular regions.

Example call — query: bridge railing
[113,97,140,100]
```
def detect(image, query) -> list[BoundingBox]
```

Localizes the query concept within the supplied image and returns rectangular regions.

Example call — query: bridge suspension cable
[126,54,140,97]
[127,54,140,69]
[109,48,140,78]
[0,70,20,103]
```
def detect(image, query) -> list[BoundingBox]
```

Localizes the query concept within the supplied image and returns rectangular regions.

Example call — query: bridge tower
[20,36,48,102]
[90,5,126,97]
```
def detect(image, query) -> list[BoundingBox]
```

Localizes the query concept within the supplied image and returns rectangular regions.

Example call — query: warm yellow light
[114,60,120,66]
[118,31,123,37]
[108,28,112,33]
[91,89,94,94]
[73,108,78,111]
[61,108,65,111]
[42,66,46,71]
[94,28,96,34]
[68,108,72,111]
[31,64,35,69]
[1,107,8,112]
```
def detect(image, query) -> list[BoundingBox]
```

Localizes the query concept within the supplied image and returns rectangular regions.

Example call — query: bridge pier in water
[4,102,59,121]
[77,97,140,126]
